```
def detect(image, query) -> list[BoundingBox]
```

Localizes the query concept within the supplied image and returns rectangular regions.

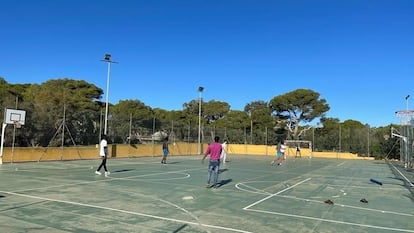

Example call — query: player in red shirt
[202,136,222,188]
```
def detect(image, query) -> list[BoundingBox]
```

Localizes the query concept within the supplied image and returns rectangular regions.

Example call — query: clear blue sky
[2,0,414,127]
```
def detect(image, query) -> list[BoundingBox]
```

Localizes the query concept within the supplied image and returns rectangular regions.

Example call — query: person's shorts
[163,149,169,156]
[276,151,282,158]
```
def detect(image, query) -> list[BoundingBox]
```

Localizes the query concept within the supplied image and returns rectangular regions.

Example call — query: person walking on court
[271,140,285,166]
[95,135,110,177]
[280,140,286,162]
[295,145,301,158]
[161,137,169,164]
[202,136,222,188]
[220,139,228,164]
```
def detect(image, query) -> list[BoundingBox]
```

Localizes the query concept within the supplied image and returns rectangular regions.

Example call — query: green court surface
[0,155,413,233]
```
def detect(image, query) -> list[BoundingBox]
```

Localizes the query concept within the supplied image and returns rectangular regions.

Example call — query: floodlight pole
[312,127,315,152]
[104,61,110,135]
[198,86,204,154]
[249,111,253,144]
[101,53,118,136]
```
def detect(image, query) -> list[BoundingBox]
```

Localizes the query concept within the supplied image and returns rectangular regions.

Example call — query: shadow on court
[172,223,188,233]
[112,169,135,173]
[165,161,180,164]
[216,178,233,188]
[0,200,49,213]
[219,168,228,173]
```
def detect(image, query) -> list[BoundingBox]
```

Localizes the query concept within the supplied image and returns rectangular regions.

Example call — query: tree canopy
[269,89,330,139]
[0,77,398,159]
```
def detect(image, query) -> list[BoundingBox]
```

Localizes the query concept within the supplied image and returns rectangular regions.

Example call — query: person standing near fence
[295,145,301,158]
[202,136,222,188]
[281,140,286,161]
[220,139,228,164]
[271,140,285,166]
[161,137,169,164]
[95,135,110,177]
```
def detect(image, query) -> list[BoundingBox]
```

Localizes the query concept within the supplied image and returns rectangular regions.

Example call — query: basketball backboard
[395,109,414,126]
[4,108,26,125]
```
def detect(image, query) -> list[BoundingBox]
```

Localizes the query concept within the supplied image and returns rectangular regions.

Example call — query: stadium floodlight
[198,86,204,154]
[406,94,410,110]
[104,53,111,61]
[100,53,118,136]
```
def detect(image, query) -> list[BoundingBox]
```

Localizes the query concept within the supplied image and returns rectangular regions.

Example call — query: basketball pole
[0,123,7,164]
[11,122,17,164]
[395,95,413,168]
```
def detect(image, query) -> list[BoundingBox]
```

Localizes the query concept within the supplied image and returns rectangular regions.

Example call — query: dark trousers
[97,156,108,172]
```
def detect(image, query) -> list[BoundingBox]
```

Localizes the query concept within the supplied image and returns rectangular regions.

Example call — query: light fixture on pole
[100,53,118,135]
[405,94,410,110]
[198,86,204,154]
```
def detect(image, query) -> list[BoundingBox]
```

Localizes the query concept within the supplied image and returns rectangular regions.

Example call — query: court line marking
[0,157,199,172]
[234,183,272,195]
[117,172,191,181]
[336,161,346,167]
[240,178,413,232]
[243,178,312,210]
[245,208,414,233]
[1,190,253,233]
[236,180,413,217]
[276,194,413,217]
[9,168,201,193]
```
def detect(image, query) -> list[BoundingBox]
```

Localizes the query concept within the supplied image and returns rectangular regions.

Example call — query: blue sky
[1,0,414,127]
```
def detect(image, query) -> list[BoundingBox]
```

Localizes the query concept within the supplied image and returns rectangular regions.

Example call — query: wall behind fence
[0,143,371,163]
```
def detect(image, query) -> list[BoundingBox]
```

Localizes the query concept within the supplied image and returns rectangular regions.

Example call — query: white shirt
[99,139,108,156]
[221,142,227,156]
[280,144,286,153]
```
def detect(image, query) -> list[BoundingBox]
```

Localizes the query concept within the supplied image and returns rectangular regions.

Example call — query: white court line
[10,168,201,193]
[234,183,272,195]
[243,178,312,210]
[336,161,346,167]
[245,208,414,233]
[240,176,413,232]
[114,172,191,181]
[1,190,253,233]
[277,194,413,217]
[389,162,414,187]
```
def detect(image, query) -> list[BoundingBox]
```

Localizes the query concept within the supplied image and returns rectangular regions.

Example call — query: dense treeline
[0,77,400,159]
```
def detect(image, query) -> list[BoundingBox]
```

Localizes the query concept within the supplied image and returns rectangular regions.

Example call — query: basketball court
[0,155,413,232]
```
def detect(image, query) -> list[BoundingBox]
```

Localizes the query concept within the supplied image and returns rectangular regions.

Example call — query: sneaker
[206,184,212,188]
[105,171,110,177]
[360,198,368,203]
[95,171,101,175]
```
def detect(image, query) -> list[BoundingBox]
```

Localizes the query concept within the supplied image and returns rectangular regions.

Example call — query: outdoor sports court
[0,155,413,233]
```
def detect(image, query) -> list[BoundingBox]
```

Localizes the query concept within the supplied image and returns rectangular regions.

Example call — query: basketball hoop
[395,110,414,126]
[13,121,22,129]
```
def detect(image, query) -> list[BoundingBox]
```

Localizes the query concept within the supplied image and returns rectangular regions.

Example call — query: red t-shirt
[205,142,222,160]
